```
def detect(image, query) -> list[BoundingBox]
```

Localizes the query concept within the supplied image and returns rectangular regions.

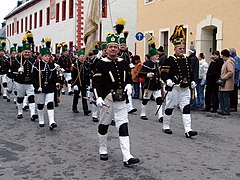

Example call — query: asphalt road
[0,94,240,180]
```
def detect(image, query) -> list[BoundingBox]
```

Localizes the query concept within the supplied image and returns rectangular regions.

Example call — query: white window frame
[159,28,170,57]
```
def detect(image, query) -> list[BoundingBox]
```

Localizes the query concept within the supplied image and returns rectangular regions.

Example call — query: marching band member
[32,43,58,130]
[93,33,140,166]
[161,25,198,138]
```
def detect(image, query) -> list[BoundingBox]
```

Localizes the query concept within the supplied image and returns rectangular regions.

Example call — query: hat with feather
[119,30,129,44]
[56,43,61,54]
[114,17,126,35]
[10,42,18,53]
[62,42,68,53]
[149,40,158,56]
[0,40,6,52]
[170,25,186,46]
[45,37,52,49]
[22,35,31,51]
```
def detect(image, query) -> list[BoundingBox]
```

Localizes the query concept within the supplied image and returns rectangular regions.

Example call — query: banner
[50,0,55,20]
[83,0,101,59]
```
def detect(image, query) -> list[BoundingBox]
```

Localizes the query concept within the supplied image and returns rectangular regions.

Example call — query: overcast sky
[0,0,18,26]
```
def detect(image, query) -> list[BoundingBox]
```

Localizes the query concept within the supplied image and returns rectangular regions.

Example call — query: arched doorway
[196,15,222,61]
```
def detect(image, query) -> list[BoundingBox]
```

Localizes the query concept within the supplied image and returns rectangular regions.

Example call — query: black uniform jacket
[0,55,9,75]
[32,60,57,94]
[71,59,90,87]
[6,56,20,79]
[14,56,36,84]
[161,55,195,88]
[139,59,161,91]
[93,57,132,99]
[58,54,72,73]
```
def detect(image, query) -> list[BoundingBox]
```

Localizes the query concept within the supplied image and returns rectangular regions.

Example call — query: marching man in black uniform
[71,49,91,115]
[0,43,9,100]
[15,37,38,121]
[139,40,163,122]
[58,43,73,95]
[6,43,19,103]
[32,44,58,130]
[93,33,140,166]
[160,25,198,138]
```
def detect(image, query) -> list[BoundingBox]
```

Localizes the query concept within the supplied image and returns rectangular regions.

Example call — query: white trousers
[163,87,192,133]
[16,82,35,116]
[0,74,7,96]
[35,92,55,126]
[99,98,128,129]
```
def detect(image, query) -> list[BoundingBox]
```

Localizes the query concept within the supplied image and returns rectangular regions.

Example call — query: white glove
[147,72,154,78]
[61,68,65,72]
[191,81,197,89]
[129,63,135,69]
[38,87,42,92]
[124,84,132,95]
[166,79,175,87]
[54,63,60,68]
[97,50,102,59]
[18,66,24,73]
[73,85,78,91]
[96,97,104,107]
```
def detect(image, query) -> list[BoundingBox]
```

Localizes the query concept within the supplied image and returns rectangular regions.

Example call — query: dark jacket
[58,54,72,73]
[206,58,224,91]
[161,55,195,88]
[139,59,161,90]
[0,55,9,75]
[32,60,58,94]
[71,59,90,87]
[189,53,199,82]
[14,56,36,84]
[93,57,132,99]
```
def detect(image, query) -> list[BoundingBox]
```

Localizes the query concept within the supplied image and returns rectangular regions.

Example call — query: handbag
[216,78,226,87]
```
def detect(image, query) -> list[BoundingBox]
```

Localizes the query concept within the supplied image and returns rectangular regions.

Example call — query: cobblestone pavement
[0,94,240,180]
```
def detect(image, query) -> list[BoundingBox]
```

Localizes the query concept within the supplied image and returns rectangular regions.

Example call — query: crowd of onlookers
[130,47,240,116]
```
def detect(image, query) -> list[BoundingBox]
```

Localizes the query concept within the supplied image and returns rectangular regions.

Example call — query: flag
[83,0,101,59]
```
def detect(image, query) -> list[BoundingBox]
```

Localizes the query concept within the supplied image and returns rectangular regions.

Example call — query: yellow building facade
[137,0,240,61]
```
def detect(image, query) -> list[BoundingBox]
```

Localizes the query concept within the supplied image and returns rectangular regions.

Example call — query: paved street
[0,94,240,180]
